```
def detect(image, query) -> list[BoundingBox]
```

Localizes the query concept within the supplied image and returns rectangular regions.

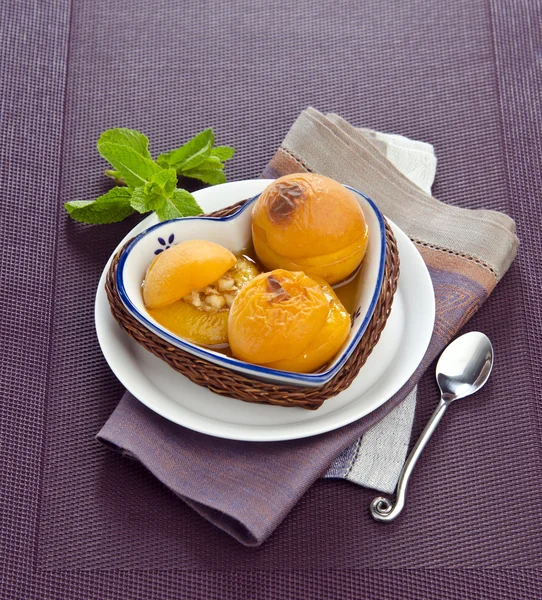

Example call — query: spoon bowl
[436,331,494,402]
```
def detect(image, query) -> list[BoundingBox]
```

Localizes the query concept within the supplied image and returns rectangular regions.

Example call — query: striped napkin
[322,126,436,492]
[98,108,517,546]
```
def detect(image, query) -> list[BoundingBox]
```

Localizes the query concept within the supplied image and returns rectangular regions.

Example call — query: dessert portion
[140,173,368,373]
[252,173,369,285]
[143,240,260,346]
[228,269,350,373]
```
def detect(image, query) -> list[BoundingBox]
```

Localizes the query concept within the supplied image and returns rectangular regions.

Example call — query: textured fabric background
[1,0,541,598]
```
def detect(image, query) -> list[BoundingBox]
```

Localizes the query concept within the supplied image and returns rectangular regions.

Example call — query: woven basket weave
[105,201,400,410]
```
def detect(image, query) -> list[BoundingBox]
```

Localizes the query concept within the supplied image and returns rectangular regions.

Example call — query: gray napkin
[322,128,436,493]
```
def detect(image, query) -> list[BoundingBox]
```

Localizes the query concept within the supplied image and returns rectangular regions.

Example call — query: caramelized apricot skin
[252,173,368,285]
[143,240,236,309]
[265,278,351,373]
[228,270,329,364]
[228,270,351,372]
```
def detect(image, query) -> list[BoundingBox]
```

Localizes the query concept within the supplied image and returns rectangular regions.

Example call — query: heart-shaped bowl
[115,182,386,388]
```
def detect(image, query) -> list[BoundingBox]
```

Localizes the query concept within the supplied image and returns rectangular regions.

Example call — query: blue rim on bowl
[115,186,386,387]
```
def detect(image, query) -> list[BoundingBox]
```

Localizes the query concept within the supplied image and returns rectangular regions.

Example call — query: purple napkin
[99,390,410,545]
[98,108,518,546]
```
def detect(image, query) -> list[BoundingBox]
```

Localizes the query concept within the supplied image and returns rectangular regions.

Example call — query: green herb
[155,189,203,222]
[65,128,235,224]
[156,128,236,185]
[65,188,134,224]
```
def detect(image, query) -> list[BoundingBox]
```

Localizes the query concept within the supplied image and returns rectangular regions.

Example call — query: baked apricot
[143,240,236,309]
[228,269,350,372]
[143,240,259,346]
[252,173,368,285]
[265,278,350,373]
[148,301,229,347]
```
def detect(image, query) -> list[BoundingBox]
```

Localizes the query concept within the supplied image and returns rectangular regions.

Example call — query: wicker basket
[105,201,400,410]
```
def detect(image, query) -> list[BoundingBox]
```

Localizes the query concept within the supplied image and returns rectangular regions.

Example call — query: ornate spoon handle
[370,398,448,522]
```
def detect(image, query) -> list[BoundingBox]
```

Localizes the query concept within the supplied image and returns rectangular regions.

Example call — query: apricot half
[143,240,236,309]
[228,269,351,372]
[148,301,229,347]
[252,173,369,285]
[143,240,259,347]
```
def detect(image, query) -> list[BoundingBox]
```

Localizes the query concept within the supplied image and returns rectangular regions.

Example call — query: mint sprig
[65,127,235,224]
[65,187,134,224]
[156,128,235,186]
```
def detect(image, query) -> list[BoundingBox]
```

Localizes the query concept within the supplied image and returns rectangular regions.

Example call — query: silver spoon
[370,331,494,522]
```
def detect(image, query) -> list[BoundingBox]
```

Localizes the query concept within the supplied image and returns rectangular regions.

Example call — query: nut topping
[181,257,259,313]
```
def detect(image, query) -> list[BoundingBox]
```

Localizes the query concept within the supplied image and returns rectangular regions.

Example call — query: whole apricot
[143,240,236,309]
[228,269,350,372]
[252,173,368,285]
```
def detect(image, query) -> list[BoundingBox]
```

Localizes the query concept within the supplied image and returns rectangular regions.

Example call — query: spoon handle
[370,397,448,522]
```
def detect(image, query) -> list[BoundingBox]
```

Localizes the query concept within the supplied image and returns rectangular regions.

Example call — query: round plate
[95,180,435,441]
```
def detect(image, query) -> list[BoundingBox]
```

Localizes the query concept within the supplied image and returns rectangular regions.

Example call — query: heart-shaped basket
[105,200,400,410]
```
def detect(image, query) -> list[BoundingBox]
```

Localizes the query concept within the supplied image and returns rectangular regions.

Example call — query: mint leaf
[104,169,126,185]
[65,187,134,224]
[155,189,203,221]
[151,168,178,196]
[66,127,230,226]
[183,168,226,186]
[130,169,177,213]
[211,146,235,161]
[98,128,152,160]
[157,128,214,172]
[97,142,160,188]
[130,187,157,214]
[183,156,226,185]
[156,131,235,186]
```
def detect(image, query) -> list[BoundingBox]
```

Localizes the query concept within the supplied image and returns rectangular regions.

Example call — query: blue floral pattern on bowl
[154,233,175,255]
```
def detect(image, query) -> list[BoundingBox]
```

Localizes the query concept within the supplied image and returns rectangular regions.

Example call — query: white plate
[95,180,435,442]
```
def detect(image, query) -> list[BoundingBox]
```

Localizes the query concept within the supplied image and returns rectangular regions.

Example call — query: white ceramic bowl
[116,183,386,387]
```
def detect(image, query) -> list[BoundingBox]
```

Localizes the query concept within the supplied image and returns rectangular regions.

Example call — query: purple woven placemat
[1,0,541,598]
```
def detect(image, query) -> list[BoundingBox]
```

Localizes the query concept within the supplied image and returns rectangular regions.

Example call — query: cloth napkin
[97,108,518,546]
